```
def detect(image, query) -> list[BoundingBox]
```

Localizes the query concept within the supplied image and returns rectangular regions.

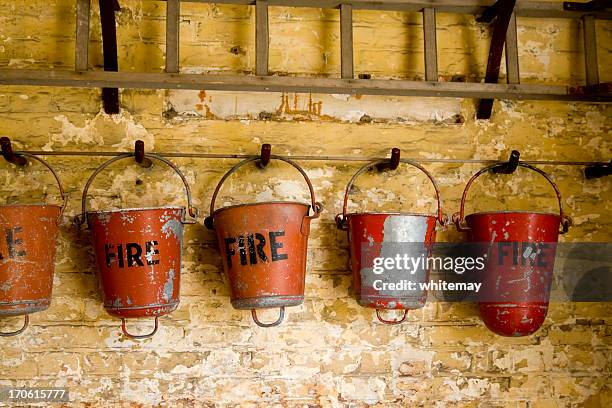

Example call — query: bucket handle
[251,307,285,328]
[375,309,408,325]
[121,316,159,339]
[204,156,322,229]
[76,153,199,226]
[0,315,29,337]
[335,159,447,230]
[3,152,67,225]
[452,162,572,234]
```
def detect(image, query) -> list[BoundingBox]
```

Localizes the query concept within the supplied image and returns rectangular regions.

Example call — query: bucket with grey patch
[336,158,447,325]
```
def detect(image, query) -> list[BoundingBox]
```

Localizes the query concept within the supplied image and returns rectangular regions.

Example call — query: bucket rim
[0,203,62,209]
[345,211,436,219]
[466,210,560,218]
[86,205,185,216]
[212,201,310,216]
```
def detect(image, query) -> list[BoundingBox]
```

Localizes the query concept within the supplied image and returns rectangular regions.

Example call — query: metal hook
[376,147,400,171]
[257,143,271,168]
[121,316,159,339]
[375,309,409,325]
[492,150,520,174]
[134,140,153,168]
[585,160,612,179]
[251,307,285,327]
[0,137,27,166]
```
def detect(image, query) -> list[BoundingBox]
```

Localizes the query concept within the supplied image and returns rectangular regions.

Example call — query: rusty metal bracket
[99,0,121,114]
[563,1,612,11]
[376,147,401,171]
[134,140,153,168]
[476,0,502,23]
[584,160,612,179]
[492,150,520,174]
[257,143,271,168]
[0,136,27,166]
[477,0,517,120]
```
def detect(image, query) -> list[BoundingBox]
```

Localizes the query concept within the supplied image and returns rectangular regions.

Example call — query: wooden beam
[1,69,610,102]
[477,0,516,120]
[505,12,520,84]
[165,0,612,19]
[255,0,269,76]
[423,8,438,82]
[75,0,90,72]
[340,4,354,79]
[166,0,180,73]
[98,0,120,114]
[582,15,599,86]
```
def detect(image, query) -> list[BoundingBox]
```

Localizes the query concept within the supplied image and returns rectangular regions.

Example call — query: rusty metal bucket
[0,153,67,336]
[335,159,447,324]
[77,153,198,339]
[453,163,571,337]
[204,156,322,327]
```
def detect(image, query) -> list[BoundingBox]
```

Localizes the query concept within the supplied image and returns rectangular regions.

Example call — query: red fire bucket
[453,163,571,337]
[78,153,198,339]
[204,156,322,327]
[336,159,447,324]
[0,153,67,336]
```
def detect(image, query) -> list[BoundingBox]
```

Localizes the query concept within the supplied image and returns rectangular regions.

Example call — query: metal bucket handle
[452,162,572,234]
[251,307,285,328]
[3,152,68,225]
[121,316,158,339]
[205,155,323,229]
[375,309,408,325]
[336,159,447,230]
[76,153,199,226]
[0,315,29,337]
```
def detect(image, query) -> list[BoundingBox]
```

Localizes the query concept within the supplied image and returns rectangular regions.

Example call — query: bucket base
[357,296,425,310]
[0,300,50,316]
[104,301,179,318]
[232,295,303,310]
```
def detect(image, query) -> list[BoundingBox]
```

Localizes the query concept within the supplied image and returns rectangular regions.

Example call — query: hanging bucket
[0,153,67,336]
[204,156,322,327]
[452,163,571,337]
[77,153,198,339]
[335,159,446,324]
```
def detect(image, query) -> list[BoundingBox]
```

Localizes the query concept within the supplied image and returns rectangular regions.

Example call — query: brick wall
[0,1,610,406]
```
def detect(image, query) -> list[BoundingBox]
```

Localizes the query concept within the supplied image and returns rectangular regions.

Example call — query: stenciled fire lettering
[497,241,550,267]
[104,241,160,268]
[224,230,288,268]
[0,226,26,260]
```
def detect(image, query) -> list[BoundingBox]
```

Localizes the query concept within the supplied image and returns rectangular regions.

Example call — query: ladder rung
[422,7,437,82]
[166,0,180,73]
[582,15,599,86]
[505,12,520,84]
[340,4,354,79]
[75,0,90,72]
[256,0,269,76]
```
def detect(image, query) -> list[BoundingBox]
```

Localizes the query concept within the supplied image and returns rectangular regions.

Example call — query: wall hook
[376,147,401,171]
[134,140,153,168]
[257,143,271,168]
[0,137,27,166]
[492,150,520,174]
[585,160,612,179]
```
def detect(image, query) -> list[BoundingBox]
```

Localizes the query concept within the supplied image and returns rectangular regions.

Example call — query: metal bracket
[563,1,612,11]
[476,0,502,23]
[376,147,401,171]
[0,137,27,166]
[477,0,517,120]
[492,150,520,174]
[257,143,271,168]
[99,0,121,114]
[134,140,153,168]
[585,160,612,179]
